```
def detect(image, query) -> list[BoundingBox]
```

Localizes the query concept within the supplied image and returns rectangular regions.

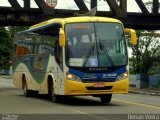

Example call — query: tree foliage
[129,30,160,74]
[0,26,28,69]
[8,26,29,37]
[0,27,13,68]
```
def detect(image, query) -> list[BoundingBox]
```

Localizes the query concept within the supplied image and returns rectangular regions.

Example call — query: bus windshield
[65,22,128,68]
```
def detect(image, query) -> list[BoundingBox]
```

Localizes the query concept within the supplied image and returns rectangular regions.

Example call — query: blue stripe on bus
[69,67,126,82]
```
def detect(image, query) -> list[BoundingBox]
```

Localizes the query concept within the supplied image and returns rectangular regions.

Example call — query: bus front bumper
[64,78,129,95]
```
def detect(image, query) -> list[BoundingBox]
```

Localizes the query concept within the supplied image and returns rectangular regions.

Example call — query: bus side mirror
[124,28,137,45]
[59,28,66,47]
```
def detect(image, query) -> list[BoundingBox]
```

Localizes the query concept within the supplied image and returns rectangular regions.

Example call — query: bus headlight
[116,72,128,81]
[66,73,81,82]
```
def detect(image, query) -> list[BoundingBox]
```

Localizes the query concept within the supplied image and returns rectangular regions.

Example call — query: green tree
[0,27,13,69]
[8,26,29,38]
[129,30,160,74]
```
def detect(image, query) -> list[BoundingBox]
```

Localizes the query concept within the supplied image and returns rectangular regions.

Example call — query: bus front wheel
[48,82,60,102]
[99,94,112,104]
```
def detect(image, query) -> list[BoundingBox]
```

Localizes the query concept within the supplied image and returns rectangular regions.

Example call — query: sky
[0,0,152,12]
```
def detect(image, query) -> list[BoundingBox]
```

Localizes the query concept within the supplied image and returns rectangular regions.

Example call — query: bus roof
[30,16,122,30]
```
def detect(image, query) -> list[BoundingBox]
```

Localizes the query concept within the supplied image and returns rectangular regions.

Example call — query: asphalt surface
[0,77,160,120]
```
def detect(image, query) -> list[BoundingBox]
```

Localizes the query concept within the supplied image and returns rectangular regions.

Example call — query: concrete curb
[129,90,160,96]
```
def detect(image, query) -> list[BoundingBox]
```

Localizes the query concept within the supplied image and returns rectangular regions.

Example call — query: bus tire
[48,81,60,103]
[100,94,112,104]
[22,76,32,97]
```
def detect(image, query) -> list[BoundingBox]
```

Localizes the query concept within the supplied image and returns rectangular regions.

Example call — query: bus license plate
[94,83,105,88]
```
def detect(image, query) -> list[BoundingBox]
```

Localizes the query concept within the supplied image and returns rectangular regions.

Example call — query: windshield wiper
[99,39,115,66]
[83,44,95,67]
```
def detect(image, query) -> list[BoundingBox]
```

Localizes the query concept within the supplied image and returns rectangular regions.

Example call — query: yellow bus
[13,16,137,104]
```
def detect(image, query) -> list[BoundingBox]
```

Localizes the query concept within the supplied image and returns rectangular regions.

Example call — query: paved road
[0,77,160,120]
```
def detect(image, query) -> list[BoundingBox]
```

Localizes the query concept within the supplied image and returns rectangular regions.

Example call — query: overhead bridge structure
[0,0,160,30]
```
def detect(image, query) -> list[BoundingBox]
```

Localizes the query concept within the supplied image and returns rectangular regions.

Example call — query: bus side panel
[13,69,23,89]
[13,54,65,95]
[12,55,48,93]
[13,62,40,91]
[46,55,65,95]
[13,56,29,89]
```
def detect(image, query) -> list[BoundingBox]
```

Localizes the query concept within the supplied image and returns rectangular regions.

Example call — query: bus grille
[81,78,115,83]
[86,86,113,90]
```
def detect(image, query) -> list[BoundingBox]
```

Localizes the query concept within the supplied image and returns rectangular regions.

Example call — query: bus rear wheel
[100,94,112,104]
[23,77,32,97]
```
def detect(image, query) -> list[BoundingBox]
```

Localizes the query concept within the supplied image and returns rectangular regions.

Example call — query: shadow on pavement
[18,93,121,106]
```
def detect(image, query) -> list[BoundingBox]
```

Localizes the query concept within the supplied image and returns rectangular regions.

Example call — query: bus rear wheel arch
[22,75,32,97]
[22,75,38,97]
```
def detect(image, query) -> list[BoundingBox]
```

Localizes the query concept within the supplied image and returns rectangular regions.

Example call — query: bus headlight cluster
[66,73,81,82]
[116,72,128,81]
